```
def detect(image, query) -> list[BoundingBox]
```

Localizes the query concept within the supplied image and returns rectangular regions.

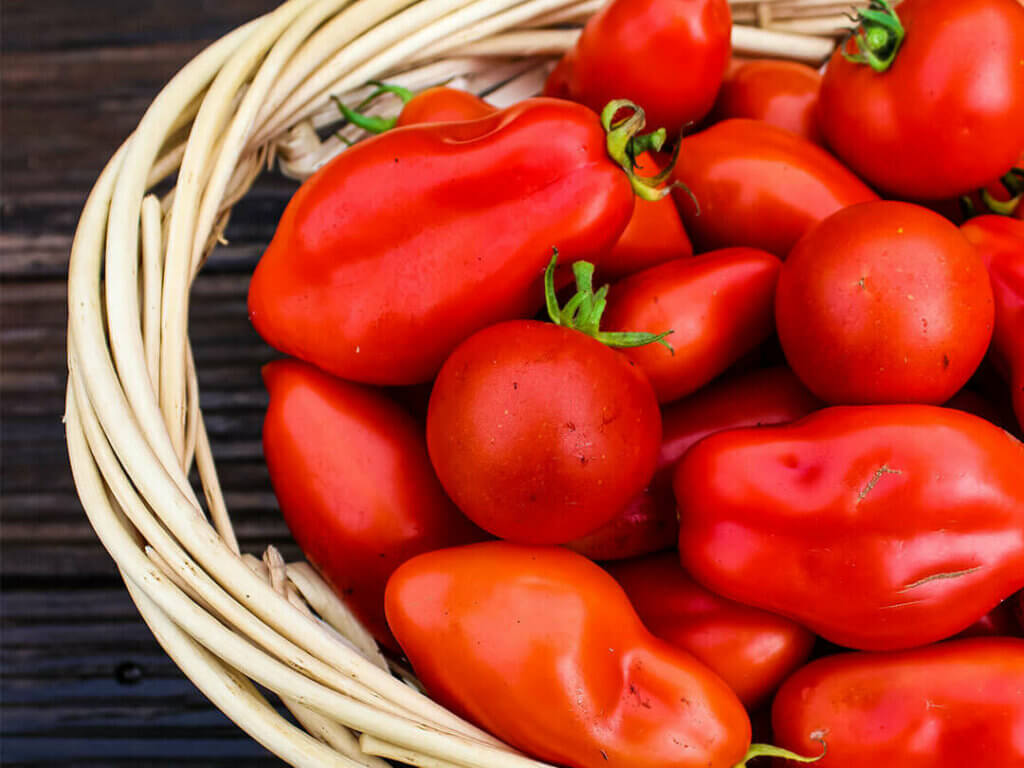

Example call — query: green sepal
[732,738,827,767]
[333,81,415,135]
[841,0,905,73]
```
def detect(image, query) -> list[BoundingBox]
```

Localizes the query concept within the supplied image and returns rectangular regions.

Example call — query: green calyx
[543,249,673,351]
[600,100,695,208]
[841,0,905,73]
[732,738,827,767]
[332,80,414,135]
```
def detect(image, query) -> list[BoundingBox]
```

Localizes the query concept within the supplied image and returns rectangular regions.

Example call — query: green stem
[841,0,905,73]
[732,739,826,767]
[981,188,1022,216]
[333,81,414,134]
[543,249,673,351]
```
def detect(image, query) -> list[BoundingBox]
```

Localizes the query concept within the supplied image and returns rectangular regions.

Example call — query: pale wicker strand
[361,735,476,768]
[195,415,242,555]
[140,195,164,390]
[183,340,201,473]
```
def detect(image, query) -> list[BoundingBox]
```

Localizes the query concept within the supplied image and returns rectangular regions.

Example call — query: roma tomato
[674,405,1024,650]
[670,119,877,257]
[385,542,753,768]
[608,553,816,709]
[569,367,821,561]
[394,86,494,127]
[960,215,1024,431]
[818,0,1024,200]
[602,248,781,403]
[711,60,822,143]
[777,201,994,405]
[249,98,650,386]
[772,638,1024,766]
[261,360,485,650]
[544,0,732,135]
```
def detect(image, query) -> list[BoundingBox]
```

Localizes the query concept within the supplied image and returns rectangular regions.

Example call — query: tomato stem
[981,188,1022,216]
[732,738,826,767]
[841,0,905,73]
[333,80,415,134]
[543,250,673,350]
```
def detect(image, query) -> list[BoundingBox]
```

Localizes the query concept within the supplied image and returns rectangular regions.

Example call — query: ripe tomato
[602,248,781,403]
[711,59,822,143]
[818,0,1024,200]
[772,638,1024,766]
[394,86,494,127]
[607,553,816,709]
[544,0,732,135]
[776,201,994,405]
[670,119,877,257]
[261,360,485,650]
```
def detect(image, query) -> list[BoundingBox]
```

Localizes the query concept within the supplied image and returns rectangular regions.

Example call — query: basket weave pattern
[65,1,852,765]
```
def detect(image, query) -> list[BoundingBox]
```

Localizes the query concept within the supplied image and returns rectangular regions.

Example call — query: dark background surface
[2,2,316,764]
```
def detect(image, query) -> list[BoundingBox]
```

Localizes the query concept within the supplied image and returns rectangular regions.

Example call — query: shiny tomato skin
[261,360,486,651]
[777,201,994,405]
[671,119,878,257]
[427,320,661,545]
[960,215,1024,431]
[569,367,821,561]
[711,60,822,143]
[674,405,1024,651]
[543,0,732,135]
[818,0,1024,200]
[602,248,781,403]
[394,86,495,127]
[385,542,752,768]
[608,553,815,709]
[771,638,1024,766]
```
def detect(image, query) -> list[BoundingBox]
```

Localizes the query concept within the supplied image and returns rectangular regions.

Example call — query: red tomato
[818,0,1024,200]
[776,201,994,405]
[670,119,878,257]
[543,0,732,135]
[261,360,485,650]
[427,319,661,544]
[607,553,816,709]
[960,215,1024,431]
[394,86,494,127]
[602,248,781,403]
[772,638,1024,766]
[711,60,822,143]
[569,367,821,561]
[385,542,753,768]
[249,98,636,385]
[675,405,1024,651]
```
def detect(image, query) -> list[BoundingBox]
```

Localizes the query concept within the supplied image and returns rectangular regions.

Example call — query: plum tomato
[711,59,823,143]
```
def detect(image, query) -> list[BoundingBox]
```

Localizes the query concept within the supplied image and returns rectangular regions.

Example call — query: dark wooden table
[2,3,316,764]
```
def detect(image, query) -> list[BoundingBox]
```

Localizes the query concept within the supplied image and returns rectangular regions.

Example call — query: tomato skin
[385,542,752,768]
[818,0,1024,200]
[569,367,821,561]
[711,60,822,143]
[249,98,634,385]
[607,553,815,709]
[960,215,1024,431]
[670,119,877,257]
[602,248,781,403]
[776,201,994,405]
[674,405,1024,651]
[426,320,661,545]
[393,86,494,127]
[771,638,1024,766]
[543,0,732,135]
[260,360,486,650]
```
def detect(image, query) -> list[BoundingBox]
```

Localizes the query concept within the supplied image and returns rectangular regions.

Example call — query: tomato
[818,0,1024,200]
[249,98,653,386]
[543,0,732,135]
[960,215,1024,431]
[772,638,1024,766]
[711,60,822,143]
[394,85,494,127]
[602,248,781,403]
[385,542,753,768]
[674,404,1024,650]
[776,201,994,405]
[607,553,815,709]
[670,119,877,257]
[260,360,485,650]
[568,367,821,561]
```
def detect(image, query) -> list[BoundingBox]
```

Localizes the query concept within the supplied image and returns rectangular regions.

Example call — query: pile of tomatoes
[247,0,1024,765]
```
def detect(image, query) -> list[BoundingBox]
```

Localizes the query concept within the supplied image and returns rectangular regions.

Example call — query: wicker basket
[65,2,856,765]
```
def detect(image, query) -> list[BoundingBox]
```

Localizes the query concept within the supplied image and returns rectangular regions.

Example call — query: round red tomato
[776,201,994,404]
[711,59,822,143]
[543,0,732,135]
[427,320,661,545]
[818,0,1024,200]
